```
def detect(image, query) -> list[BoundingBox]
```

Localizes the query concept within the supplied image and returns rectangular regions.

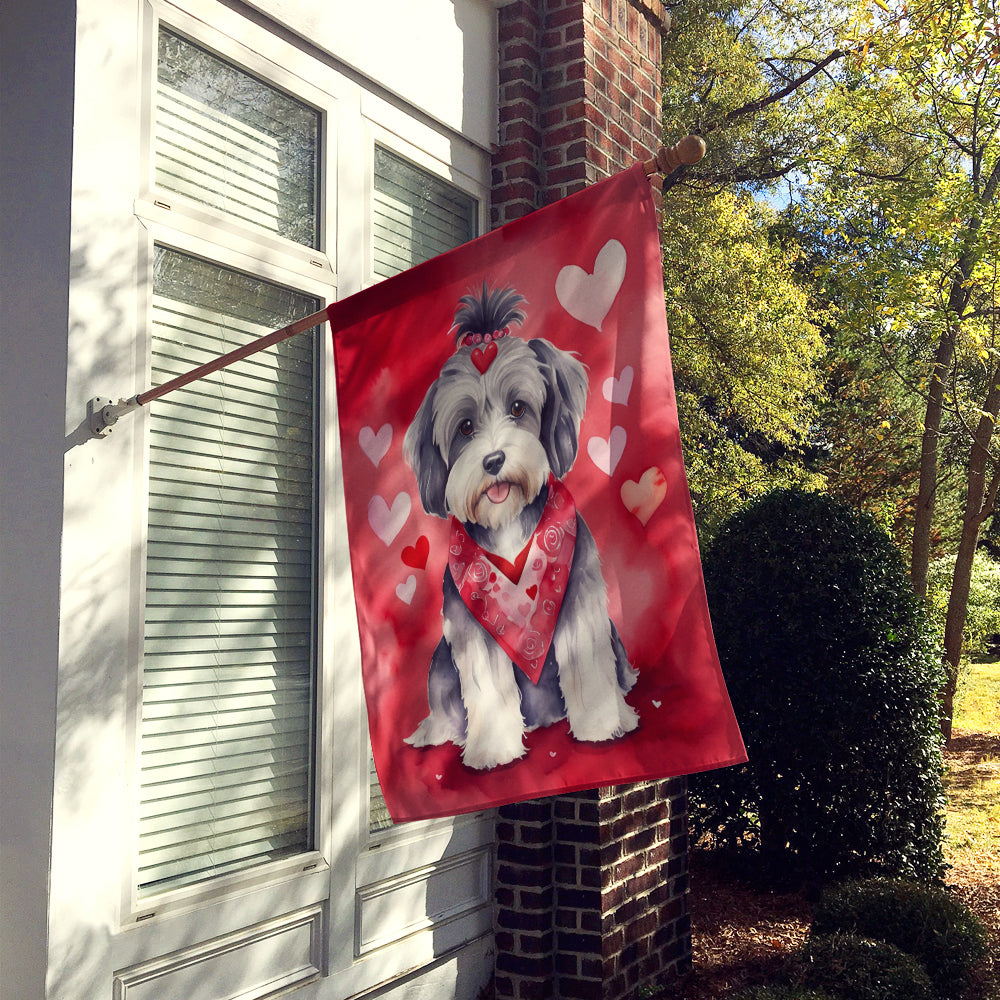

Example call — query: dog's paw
[461,735,526,771]
[405,714,464,749]
[618,698,640,733]
[569,696,639,743]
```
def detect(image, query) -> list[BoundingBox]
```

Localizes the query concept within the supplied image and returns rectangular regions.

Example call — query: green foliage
[692,489,947,882]
[661,0,853,193]
[664,188,826,541]
[658,1,837,541]
[927,550,1000,659]
[793,934,934,1000]
[811,878,988,999]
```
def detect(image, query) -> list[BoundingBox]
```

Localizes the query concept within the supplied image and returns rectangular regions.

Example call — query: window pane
[139,247,318,895]
[369,149,478,832]
[156,28,320,248]
[372,146,477,278]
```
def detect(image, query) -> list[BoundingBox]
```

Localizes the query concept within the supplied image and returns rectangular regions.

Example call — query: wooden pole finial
[643,135,707,176]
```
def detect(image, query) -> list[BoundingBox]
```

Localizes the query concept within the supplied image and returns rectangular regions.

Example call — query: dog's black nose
[483,451,505,476]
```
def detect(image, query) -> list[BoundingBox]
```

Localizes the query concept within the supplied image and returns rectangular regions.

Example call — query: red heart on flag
[401,535,429,570]
[525,584,538,600]
[471,341,498,374]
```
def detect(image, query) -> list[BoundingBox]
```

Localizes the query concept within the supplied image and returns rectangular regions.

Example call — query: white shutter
[367,147,477,832]
[138,248,319,895]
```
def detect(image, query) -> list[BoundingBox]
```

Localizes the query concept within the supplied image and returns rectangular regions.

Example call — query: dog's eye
[459,418,474,437]
[510,400,526,419]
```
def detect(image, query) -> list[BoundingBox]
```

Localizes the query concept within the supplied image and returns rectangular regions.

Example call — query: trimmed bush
[812,878,988,998]
[794,933,934,1000]
[691,489,946,882]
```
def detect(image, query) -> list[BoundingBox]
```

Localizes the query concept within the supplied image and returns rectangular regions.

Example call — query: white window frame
[124,1,339,929]
[110,0,496,992]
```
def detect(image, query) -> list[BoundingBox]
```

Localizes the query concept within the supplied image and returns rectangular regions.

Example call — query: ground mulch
[657,733,1000,999]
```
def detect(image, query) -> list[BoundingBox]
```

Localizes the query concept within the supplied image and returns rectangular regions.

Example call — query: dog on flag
[403,283,638,771]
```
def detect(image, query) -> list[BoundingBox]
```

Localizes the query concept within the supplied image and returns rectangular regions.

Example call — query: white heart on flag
[396,574,417,605]
[587,426,626,476]
[603,365,634,406]
[621,466,667,526]
[359,423,392,467]
[368,492,411,546]
[555,239,627,331]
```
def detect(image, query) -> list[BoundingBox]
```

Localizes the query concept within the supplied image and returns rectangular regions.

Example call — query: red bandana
[449,477,577,684]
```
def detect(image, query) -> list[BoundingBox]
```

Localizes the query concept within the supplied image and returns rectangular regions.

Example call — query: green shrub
[927,551,1000,658]
[811,878,988,999]
[691,489,946,882]
[794,933,934,1000]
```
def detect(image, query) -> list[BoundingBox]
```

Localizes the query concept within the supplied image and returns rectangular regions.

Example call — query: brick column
[491,3,691,999]
[493,0,668,225]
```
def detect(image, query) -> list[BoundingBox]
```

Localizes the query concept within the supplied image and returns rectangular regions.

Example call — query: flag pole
[87,306,331,437]
[88,137,705,438]
[642,134,706,177]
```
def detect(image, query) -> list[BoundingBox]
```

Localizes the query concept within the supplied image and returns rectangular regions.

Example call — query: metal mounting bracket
[88,396,140,438]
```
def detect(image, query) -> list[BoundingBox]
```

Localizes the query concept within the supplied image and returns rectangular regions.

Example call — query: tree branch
[702,49,848,133]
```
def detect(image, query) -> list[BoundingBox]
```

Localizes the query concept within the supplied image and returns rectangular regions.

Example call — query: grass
[942,658,1000,1000]
[945,659,1000,867]
[954,658,1000,734]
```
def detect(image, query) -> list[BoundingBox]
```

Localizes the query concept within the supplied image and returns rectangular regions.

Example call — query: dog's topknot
[452,282,526,347]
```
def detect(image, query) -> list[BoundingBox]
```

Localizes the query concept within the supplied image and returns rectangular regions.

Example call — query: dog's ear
[528,339,589,478]
[403,385,450,518]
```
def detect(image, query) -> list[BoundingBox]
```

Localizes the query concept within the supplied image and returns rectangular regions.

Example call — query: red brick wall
[491,8,690,997]
[492,0,667,227]
[494,783,691,1000]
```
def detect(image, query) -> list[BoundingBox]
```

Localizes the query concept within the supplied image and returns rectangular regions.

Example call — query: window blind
[368,148,477,833]
[156,28,320,248]
[138,248,319,895]
[372,146,477,280]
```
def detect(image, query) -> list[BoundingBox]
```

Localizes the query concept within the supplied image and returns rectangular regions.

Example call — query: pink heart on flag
[359,423,392,467]
[602,365,634,406]
[621,467,667,526]
[396,574,417,605]
[587,426,626,476]
[368,492,411,546]
[555,239,627,331]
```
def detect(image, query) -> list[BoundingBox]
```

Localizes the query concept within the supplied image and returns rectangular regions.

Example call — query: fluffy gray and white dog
[403,284,638,771]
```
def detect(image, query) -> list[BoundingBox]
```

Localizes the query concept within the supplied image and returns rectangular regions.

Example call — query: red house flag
[329,164,746,822]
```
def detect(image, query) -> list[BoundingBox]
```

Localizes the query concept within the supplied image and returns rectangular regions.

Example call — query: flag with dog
[329,163,746,822]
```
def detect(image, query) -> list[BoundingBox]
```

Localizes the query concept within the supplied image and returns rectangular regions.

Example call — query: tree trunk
[940,374,1000,741]
[910,329,955,598]
[911,160,1000,597]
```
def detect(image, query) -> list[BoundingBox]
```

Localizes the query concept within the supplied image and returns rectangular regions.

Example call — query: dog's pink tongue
[487,482,511,504]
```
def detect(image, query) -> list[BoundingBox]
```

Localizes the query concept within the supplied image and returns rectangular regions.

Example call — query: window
[367,146,478,833]
[118,8,494,992]
[136,27,322,897]
[55,0,498,992]
[155,28,320,247]
[372,145,477,279]
[139,248,319,895]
